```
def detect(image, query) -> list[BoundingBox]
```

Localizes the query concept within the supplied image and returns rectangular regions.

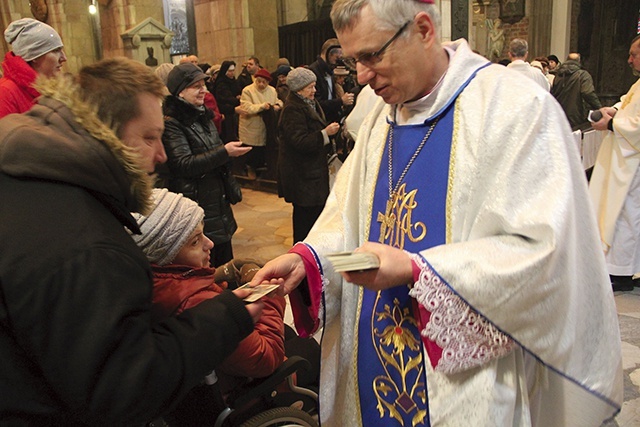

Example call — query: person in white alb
[506,38,550,91]
[589,34,640,292]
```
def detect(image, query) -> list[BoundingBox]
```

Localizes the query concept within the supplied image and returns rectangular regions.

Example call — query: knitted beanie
[130,188,204,265]
[287,67,317,92]
[4,18,63,62]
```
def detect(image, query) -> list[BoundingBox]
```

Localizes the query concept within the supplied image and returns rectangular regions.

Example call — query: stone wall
[194,0,279,72]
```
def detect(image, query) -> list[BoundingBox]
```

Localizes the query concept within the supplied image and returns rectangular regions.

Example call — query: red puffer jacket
[0,52,40,119]
[151,264,286,387]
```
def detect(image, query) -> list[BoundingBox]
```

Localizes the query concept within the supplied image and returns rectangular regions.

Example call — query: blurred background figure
[0,18,66,118]
[238,68,283,180]
[309,38,354,124]
[213,60,242,143]
[551,52,601,131]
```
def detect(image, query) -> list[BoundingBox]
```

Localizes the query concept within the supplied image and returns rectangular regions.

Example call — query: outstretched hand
[232,288,264,324]
[225,141,251,157]
[249,253,307,296]
[340,242,414,291]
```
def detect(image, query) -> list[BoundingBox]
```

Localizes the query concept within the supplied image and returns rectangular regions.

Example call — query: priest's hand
[249,253,306,296]
[341,242,414,291]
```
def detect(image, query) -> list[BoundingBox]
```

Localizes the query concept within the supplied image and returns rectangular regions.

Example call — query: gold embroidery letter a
[377,183,426,249]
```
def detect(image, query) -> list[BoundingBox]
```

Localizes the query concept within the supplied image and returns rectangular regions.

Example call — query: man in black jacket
[237,55,261,90]
[551,53,602,131]
[0,57,261,425]
[309,38,355,123]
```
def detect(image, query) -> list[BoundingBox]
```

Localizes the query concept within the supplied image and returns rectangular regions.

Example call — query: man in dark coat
[237,55,261,90]
[551,53,602,131]
[0,57,259,425]
[308,38,354,124]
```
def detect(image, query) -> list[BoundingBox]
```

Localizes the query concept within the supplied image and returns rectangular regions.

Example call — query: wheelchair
[153,260,321,426]
[154,354,318,427]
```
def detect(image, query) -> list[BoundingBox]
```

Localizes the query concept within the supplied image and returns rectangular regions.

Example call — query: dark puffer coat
[162,95,238,245]
[0,77,253,424]
[277,92,330,206]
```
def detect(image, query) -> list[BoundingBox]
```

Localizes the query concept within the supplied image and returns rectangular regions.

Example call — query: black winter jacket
[551,60,602,130]
[162,95,238,245]
[309,57,344,124]
[277,92,330,206]
[0,78,254,425]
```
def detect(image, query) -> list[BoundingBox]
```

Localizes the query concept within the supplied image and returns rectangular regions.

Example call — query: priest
[251,0,623,425]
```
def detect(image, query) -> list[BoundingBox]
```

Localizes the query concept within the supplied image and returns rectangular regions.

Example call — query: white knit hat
[287,67,317,92]
[130,188,204,265]
[4,18,63,62]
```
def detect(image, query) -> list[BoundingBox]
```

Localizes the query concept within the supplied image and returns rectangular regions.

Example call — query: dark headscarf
[214,61,237,87]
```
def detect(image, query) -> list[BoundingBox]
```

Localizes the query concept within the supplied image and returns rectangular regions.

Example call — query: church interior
[1,0,639,100]
[3,1,640,426]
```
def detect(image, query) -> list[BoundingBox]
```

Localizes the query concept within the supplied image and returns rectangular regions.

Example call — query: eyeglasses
[342,21,411,69]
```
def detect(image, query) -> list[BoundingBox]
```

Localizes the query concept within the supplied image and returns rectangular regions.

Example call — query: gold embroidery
[372,297,427,426]
[446,101,461,244]
[377,183,427,249]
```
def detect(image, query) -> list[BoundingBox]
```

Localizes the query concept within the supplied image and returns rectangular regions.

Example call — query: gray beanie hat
[287,67,317,92]
[130,188,204,266]
[4,18,63,62]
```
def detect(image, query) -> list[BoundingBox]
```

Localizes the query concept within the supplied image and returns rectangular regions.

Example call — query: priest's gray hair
[331,0,441,36]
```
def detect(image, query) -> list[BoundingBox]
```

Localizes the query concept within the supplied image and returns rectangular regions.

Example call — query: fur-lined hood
[0,76,153,215]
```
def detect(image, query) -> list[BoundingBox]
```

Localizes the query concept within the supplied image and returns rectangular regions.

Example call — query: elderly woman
[238,67,283,179]
[0,18,67,118]
[162,63,250,266]
[278,67,340,243]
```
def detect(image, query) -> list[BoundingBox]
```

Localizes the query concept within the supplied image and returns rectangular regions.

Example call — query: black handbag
[220,166,242,204]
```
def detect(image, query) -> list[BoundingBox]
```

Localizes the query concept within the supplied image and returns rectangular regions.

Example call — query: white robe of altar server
[303,39,622,426]
[589,78,640,276]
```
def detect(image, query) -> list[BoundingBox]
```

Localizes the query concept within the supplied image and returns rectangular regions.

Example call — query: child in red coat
[131,188,286,394]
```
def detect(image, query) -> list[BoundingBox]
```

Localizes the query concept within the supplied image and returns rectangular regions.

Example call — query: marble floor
[231,188,640,427]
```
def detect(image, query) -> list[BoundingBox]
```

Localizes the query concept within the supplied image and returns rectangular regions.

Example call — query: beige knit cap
[130,188,204,265]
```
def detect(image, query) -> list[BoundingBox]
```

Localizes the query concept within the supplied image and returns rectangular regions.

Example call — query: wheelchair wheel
[239,406,318,427]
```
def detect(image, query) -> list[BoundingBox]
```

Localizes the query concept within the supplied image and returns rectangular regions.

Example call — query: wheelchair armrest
[227,356,311,408]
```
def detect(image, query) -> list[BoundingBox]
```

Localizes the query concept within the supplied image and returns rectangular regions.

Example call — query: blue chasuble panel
[357,101,455,426]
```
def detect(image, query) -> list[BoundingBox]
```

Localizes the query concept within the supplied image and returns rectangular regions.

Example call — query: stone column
[451,0,469,42]
[529,0,553,59]
[550,0,571,60]
[194,0,279,72]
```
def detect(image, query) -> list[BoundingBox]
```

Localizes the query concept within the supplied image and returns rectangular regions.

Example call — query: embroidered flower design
[376,298,420,354]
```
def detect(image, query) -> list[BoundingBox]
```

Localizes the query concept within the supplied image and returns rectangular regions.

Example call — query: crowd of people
[0,0,637,424]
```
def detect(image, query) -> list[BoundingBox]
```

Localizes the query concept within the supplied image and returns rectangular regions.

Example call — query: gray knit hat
[287,67,317,92]
[4,18,63,62]
[130,188,204,265]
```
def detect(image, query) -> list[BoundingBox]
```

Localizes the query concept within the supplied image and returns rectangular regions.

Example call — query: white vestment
[507,59,551,91]
[303,39,622,426]
[589,78,640,275]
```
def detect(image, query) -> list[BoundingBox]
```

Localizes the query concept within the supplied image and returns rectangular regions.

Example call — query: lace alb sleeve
[408,253,514,374]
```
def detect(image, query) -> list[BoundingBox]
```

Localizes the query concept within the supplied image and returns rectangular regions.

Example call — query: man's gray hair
[331,0,441,37]
[509,38,528,58]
